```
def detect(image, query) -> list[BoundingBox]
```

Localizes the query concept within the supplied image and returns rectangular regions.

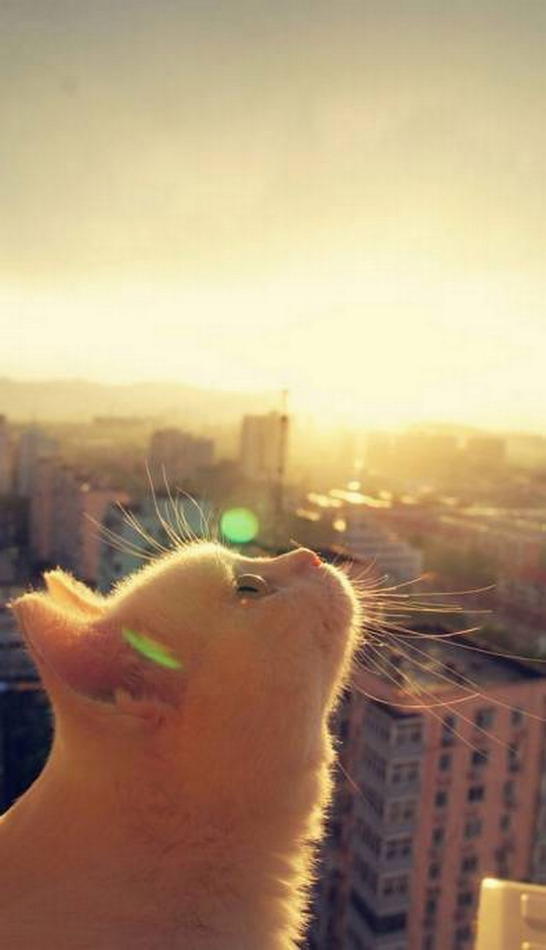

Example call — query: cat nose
[282,548,322,571]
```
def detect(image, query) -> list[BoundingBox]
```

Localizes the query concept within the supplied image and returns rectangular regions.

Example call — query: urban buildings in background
[239,410,287,482]
[0,592,50,810]
[96,495,213,591]
[148,428,214,489]
[309,597,546,950]
[2,410,546,947]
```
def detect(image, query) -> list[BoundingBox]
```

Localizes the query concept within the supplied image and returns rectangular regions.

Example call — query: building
[96,495,212,591]
[311,631,546,950]
[148,429,214,489]
[0,416,12,494]
[0,597,50,810]
[290,490,422,585]
[0,496,29,584]
[239,412,287,483]
[30,460,128,582]
[342,514,423,584]
[16,427,58,497]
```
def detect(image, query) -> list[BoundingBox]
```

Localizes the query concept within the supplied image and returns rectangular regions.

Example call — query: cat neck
[0,735,332,949]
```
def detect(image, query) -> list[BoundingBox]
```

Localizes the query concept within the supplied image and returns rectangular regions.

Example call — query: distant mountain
[0,378,276,424]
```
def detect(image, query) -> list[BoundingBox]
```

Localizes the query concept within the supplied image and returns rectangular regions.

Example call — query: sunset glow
[1,1,545,431]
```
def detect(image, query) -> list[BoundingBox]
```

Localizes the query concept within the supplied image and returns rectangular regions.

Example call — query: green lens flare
[220,507,259,544]
[122,629,183,670]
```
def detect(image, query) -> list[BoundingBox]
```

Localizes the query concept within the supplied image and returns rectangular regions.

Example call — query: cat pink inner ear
[11,593,183,710]
[44,570,104,617]
[11,593,129,699]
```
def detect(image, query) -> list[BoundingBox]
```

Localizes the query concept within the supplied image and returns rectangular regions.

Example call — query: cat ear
[11,592,120,697]
[11,591,84,646]
[44,570,104,616]
[10,592,181,721]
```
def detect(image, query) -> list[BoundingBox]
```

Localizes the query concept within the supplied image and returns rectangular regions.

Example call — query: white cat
[2,543,360,949]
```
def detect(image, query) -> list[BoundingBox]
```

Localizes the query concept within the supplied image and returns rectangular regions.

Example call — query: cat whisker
[160,472,198,547]
[353,639,500,756]
[86,514,157,563]
[145,462,187,552]
[372,627,538,743]
[116,502,172,555]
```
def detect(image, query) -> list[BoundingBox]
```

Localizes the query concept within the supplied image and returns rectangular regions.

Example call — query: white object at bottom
[475,878,546,950]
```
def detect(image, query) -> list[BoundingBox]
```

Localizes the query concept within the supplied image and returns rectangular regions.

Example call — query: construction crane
[273,390,289,538]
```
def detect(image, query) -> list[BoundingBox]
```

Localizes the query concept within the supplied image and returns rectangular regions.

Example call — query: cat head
[10,543,359,800]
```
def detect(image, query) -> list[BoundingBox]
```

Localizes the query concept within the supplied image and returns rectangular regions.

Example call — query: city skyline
[2,1,545,430]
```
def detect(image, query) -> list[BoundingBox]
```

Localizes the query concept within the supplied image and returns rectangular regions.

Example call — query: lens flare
[122,628,183,670]
[220,507,259,544]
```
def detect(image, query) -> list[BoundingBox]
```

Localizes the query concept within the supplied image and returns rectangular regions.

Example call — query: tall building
[0,598,50,810]
[30,460,128,581]
[16,427,58,497]
[0,416,12,494]
[239,412,287,483]
[311,635,546,950]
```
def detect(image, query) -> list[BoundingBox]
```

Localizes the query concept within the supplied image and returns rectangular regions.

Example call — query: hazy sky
[1,0,545,428]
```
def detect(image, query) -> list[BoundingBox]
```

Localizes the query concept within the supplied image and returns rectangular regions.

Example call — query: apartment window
[474,707,495,729]
[359,821,382,856]
[387,799,417,825]
[504,779,516,804]
[467,785,484,803]
[457,890,473,908]
[511,707,524,726]
[422,936,435,950]
[460,854,478,874]
[395,722,422,746]
[454,924,472,944]
[428,862,441,880]
[431,826,444,846]
[507,745,521,772]
[470,748,488,767]
[390,761,420,786]
[442,714,458,745]
[361,783,384,818]
[435,790,448,809]
[500,813,510,833]
[424,894,438,917]
[354,854,378,893]
[438,752,451,771]
[381,873,409,897]
[385,836,412,862]
[362,747,387,781]
[363,710,390,743]
[464,817,482,838]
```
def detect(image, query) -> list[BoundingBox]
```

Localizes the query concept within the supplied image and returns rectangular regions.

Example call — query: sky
[1,0,545,430]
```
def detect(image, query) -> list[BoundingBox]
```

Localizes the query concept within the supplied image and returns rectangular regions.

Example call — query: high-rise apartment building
[311,635,546,950]
[0,600,49,810]
[30,460,128,581]
[239,412,287,482]
[16,426,58,497]
[0,416,12,494]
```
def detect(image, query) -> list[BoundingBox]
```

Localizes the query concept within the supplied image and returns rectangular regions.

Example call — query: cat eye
[235,574,271,598]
